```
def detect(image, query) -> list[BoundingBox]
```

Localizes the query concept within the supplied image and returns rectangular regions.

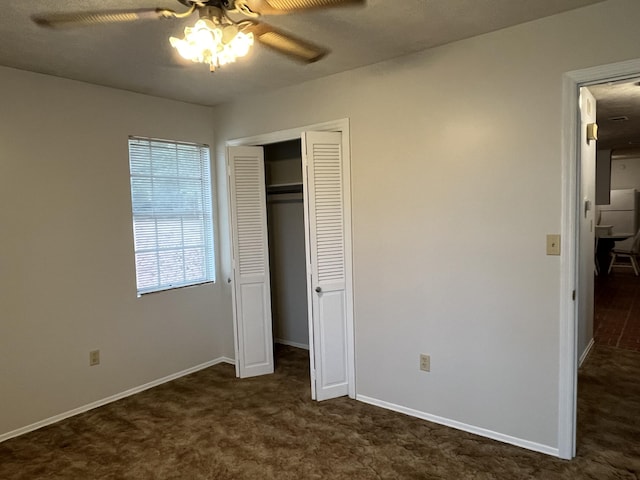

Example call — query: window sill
[137,280,215,298]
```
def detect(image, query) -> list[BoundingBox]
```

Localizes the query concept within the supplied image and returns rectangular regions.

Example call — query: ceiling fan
[32,0,365,71]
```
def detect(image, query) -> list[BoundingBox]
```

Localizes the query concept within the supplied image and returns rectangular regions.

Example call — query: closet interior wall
[264,139,309,350]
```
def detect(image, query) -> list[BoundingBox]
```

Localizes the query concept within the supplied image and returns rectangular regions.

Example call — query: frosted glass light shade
[170,18,254,71]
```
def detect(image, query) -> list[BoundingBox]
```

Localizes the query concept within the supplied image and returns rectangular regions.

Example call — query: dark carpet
[595,269,640,352]
[1,344,639,479]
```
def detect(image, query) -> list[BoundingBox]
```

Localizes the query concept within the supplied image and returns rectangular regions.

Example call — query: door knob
[315,286,322,293]
[227,278,231,284]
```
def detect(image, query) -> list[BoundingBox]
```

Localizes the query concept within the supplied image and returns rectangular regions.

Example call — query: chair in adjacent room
[608,229,640,275]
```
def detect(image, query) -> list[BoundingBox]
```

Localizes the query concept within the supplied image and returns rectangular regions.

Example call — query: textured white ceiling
[590,81,640,151]
[1,0,605,106]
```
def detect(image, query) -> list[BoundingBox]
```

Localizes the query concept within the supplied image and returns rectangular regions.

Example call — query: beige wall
[213,0,640,451]
[0,66,225,437]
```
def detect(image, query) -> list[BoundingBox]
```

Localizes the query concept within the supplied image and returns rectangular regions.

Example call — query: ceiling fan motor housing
[199,6,224,22]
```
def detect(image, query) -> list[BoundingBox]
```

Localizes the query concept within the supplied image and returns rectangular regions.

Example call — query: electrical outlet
[420,354,430,372]
[89,350,100,366]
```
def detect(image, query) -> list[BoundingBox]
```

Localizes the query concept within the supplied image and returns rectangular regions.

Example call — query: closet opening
[227,118,354,401]
[263,139,310,369]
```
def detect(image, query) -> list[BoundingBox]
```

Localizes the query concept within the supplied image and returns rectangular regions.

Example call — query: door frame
[226,118,356,399]
[559,58,640,459]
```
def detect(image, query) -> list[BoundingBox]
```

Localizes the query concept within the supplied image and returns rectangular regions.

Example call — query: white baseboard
[356,395,560,458]
[275,338,309,350]
[578,338,595,367]
[0,356,235,444]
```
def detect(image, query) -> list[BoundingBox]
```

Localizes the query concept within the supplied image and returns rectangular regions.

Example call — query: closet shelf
[267,182,303,195]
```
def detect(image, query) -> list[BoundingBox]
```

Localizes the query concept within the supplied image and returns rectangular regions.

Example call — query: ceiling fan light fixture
[170,17,254,71]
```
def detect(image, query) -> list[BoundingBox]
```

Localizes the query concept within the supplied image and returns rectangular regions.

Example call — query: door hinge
[572,290,576,301]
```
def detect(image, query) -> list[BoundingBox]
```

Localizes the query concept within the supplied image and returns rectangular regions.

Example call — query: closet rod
[266,183,303,195]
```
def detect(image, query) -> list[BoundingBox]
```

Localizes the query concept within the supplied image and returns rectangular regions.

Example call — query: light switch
[584,198,591,218]
[547,234,561,255]
[586,123,598,143]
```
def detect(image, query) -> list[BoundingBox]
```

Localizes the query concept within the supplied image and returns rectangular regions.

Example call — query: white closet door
[303,131,349,400]
[228,146,274,378]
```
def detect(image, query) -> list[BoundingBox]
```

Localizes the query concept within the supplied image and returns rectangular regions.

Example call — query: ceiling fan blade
[246,23,329,63]
[241,0,364,15]
[32,9,172,29]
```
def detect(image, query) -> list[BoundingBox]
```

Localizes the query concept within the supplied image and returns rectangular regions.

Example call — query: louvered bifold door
[303,131,349,400]
[228,146,274,378]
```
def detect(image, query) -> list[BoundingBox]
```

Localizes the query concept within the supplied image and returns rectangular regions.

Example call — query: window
[128,136,215,295]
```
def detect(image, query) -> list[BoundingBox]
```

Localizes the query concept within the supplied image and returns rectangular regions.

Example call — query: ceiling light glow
[170,18,254,72]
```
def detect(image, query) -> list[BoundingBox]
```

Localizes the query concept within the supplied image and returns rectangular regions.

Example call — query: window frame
[128,135,216,296]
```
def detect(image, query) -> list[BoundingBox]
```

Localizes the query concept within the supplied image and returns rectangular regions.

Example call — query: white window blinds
[128,136,215,296]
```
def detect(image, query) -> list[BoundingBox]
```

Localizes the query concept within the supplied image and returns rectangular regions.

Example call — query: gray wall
[596,149,612,205]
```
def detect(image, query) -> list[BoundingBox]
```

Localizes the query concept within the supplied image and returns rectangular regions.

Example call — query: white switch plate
[420,354,430,372]
[547,234,561,255]
[89,350,100,366]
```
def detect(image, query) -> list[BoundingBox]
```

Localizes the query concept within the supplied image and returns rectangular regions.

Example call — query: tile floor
[594,266,640,352]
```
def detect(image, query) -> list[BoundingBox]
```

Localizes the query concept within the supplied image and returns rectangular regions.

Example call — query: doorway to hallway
[561,58,640,459]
